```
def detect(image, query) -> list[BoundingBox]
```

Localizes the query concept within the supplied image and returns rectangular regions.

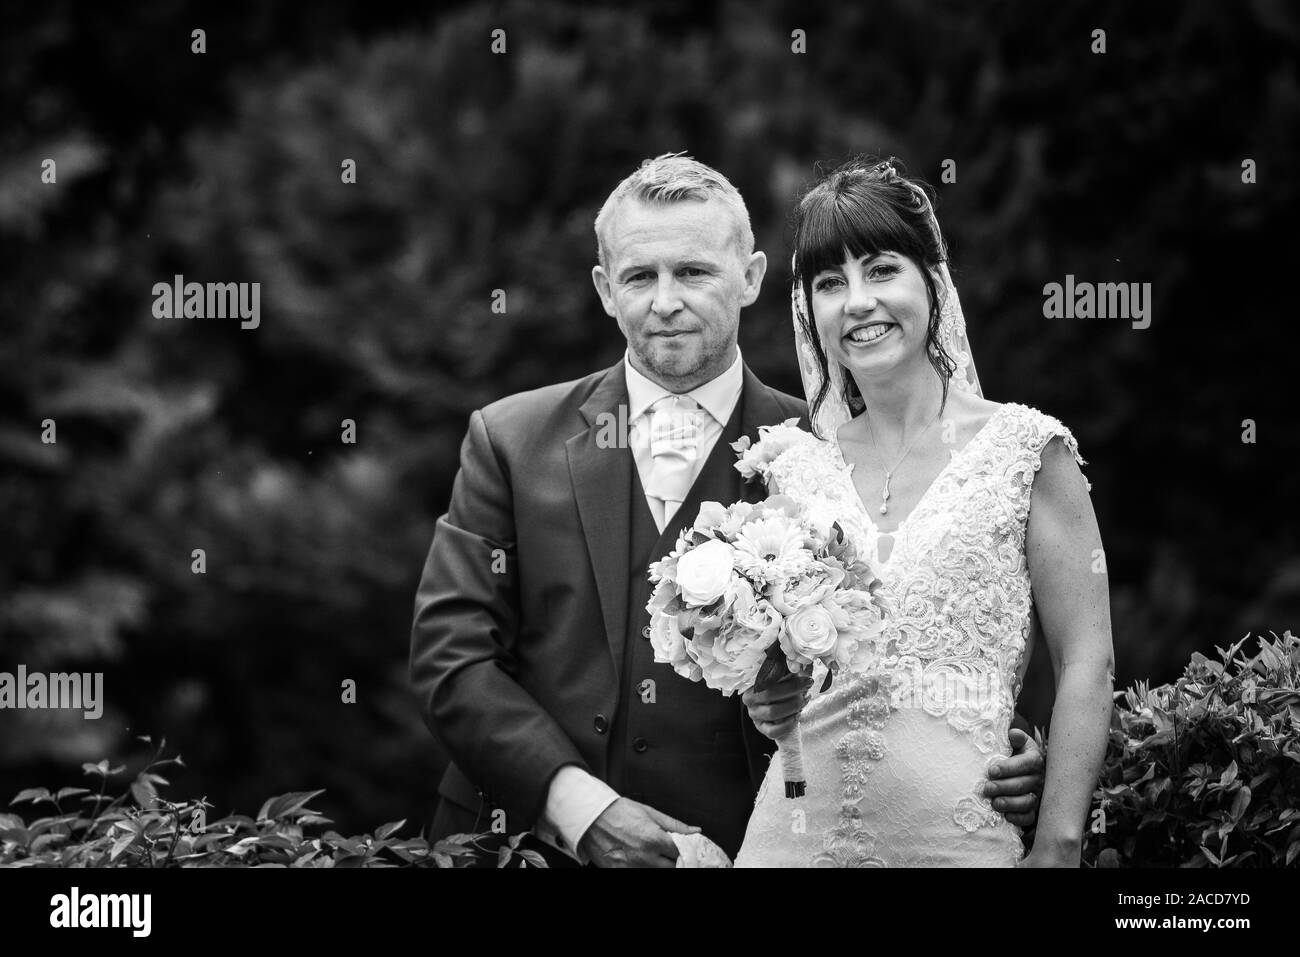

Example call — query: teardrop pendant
[880,471,891,514]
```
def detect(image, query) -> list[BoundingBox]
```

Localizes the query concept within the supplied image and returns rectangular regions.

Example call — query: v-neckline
[830,404,1006,563]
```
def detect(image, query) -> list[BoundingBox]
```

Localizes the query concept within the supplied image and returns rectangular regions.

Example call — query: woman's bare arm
[1022,435,1115,864]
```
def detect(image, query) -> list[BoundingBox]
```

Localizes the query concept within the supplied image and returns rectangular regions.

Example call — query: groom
[410,154,1043,867]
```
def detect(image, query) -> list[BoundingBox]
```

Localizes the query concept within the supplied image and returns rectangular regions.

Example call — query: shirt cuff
[534,765,619,864]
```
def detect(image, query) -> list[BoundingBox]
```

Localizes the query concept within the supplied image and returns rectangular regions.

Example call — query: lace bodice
[734,403,1089,867]
[763,401,1087,699]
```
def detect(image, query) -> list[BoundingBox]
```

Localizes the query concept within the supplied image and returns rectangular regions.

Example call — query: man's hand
[984,728,1046,828]
[742,673,814,740]
[578,798,700,868]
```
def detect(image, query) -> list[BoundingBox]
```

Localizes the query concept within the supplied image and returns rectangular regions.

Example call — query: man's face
[592,198,767,392]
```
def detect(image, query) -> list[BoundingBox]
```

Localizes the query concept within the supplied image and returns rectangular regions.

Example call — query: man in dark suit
[410,154,1043,867]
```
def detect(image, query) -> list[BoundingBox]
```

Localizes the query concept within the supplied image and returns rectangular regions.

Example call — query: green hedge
[1084,631,1300,867]
[0,738,540,868]
[5,633,1297,867]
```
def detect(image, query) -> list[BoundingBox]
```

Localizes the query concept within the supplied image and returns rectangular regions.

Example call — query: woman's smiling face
[810,249,935,382]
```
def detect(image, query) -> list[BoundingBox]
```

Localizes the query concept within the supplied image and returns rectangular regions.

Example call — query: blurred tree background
[1,0,1296,835]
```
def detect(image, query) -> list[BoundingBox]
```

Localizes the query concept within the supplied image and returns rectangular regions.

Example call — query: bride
[733,159,1115,867]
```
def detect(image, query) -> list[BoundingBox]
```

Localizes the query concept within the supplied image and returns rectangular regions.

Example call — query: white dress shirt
[533,348,745,862]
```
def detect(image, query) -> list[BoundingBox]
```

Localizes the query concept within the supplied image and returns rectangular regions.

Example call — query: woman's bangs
[796,189,917,283]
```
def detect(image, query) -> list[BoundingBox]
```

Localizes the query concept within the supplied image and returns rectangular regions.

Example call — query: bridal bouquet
[646,494,883,798]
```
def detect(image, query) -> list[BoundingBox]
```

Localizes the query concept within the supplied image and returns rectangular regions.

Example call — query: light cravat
[642,395,701,531]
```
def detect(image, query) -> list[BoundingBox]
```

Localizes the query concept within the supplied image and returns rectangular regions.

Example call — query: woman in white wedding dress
[734,159,1115,867]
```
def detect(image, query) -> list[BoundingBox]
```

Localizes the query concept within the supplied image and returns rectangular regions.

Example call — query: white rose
[718,501,756,537]
[770,562,846,615]
[722,576,758,619]
[696,625,768,696]
[781,603,839,664]
[733,596,782,646]
[826,591,883,672]
[649,610,701,682]
[733,420,806,481]
[675,538,736,606]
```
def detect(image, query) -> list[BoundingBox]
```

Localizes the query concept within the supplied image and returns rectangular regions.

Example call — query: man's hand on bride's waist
[984,728,1046,828]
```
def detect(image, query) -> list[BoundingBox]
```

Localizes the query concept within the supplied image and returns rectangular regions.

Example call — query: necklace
[863,404,942,515]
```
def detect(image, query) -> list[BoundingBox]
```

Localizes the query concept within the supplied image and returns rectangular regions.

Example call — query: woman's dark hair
[791,156,957,425]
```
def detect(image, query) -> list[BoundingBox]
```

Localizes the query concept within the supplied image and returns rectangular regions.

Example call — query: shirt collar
[623,347,744,425]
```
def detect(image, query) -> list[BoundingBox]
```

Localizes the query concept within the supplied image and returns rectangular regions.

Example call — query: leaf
[1096,848,1121,868]
[517,849,548,868]
[257,789,326,823]
[1249,808,1276,830]
[109,834,137,861]
[1249,770,1277,789]
[1138,730,1174,749]
[1258,642,1281,672]
[1230,786,1251,822]
[1288,843,1300,867]
[224,836,260,857]
[276,823,304,843]
[130,780,157,809]
[209,814,257,831]
[388,845,420,864]
[375,819,406,841]
[290,849,321,868]
[193,832,235,851]
[1199,845,1221,867]
[10,788,54,806]
[1218,761,1239,788]
[250,835,298,852]
[496,845,512,868]
[35,833,81,859]
[55,787,91,801]
[431,841,476,857]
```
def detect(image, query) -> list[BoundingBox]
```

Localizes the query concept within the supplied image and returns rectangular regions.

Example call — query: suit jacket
[410,358,809,845]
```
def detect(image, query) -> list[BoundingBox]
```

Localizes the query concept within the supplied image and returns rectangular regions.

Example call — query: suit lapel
[567,360,799,673]
[568,363,634,673]
[737,363,793,504]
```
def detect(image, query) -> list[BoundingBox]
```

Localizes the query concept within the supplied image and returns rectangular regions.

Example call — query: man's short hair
[594,152,755,268]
